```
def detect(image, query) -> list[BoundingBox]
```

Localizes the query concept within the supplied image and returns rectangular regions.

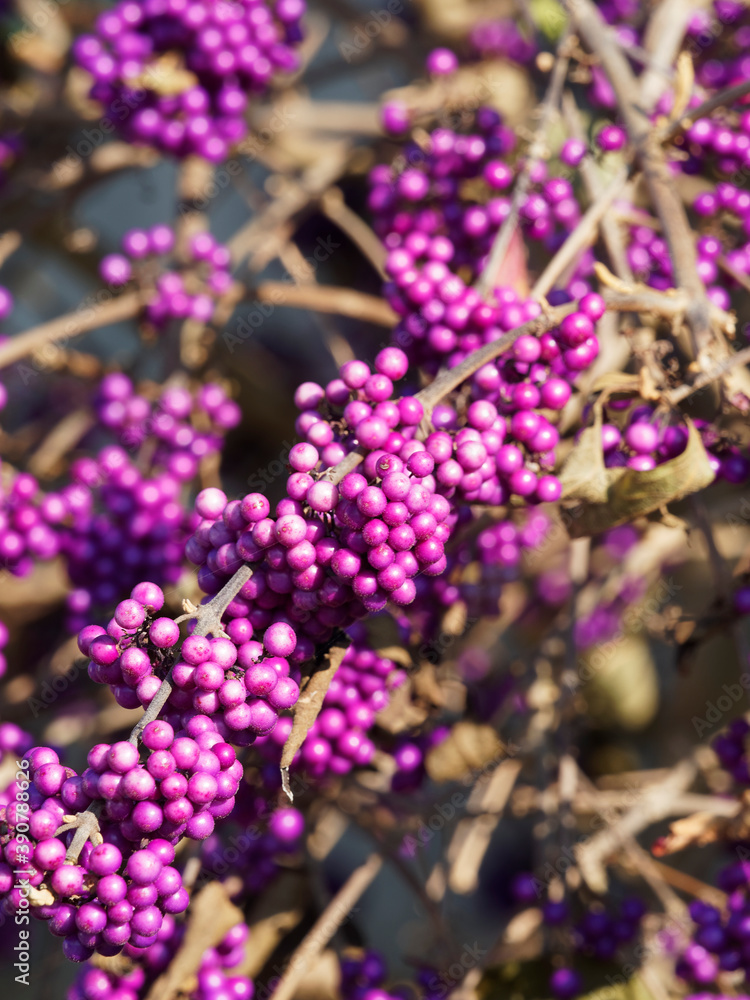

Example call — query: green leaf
[529,0,568,40]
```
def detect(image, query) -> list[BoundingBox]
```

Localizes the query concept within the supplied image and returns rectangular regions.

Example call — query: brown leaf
[144,882,244,1000]
[375,678,428,733]
[426,721,504,783]
[565,419,715,538]
[412,662,446,706]
[280,641,350,796]
[589,372,641,395]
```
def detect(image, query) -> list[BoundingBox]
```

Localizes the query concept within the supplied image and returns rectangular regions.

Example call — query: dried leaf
[280,641,350,797]
[411,662,446,706]
[559,422,613,504]
[652,811,727,856]
[564,419,714,538]
[126,53,198,97]
[589,372,641,395]
[425,721,504,783]
[375,678,428,733]
[670,52,695,124]
[144,882,244,1000]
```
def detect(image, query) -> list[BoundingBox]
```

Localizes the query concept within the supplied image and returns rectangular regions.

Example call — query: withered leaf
[375,678,428,734]
[144,882,244,1000]
[564,419,714,538]
[280,641,350,796]
[425,721,504,784]
[589,372,641,395]
[559,424,612,504]
[652,811,728,856]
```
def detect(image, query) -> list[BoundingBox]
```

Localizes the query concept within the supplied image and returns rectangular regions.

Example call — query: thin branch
[269,854,383,1000]
[61,564,254,863]
[661,77,750,143]
[666,344,750,404]
[0,290,148,371]
[475,35,571,299]
[638,0,699,112]
[577,758,697,892]
[564,0,712,358]
[531,166,629,299]
[255,281,396,326]
[319,187,388,278]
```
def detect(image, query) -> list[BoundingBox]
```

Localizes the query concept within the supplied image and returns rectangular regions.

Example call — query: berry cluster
[1,742,190,962]
[199,803,304,895]
[100,228,235,329]
[68,918,253,999]
[255,630,406,778]
[74,0,306,161]
[62,448,197,633]
[0,466,64,579]
[94,373,240,460]
[592,400,750,482]
[339,949,398,1000]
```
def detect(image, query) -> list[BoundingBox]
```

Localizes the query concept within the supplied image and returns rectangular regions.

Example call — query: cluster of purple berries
[94,373,240,460]
[188,349,456,651]
[255,630,405,778]
[74,0,305,162]
[0,741,192,963]
[0,465,64,579]
[62,447,197,633]
[594,401,750,482]
[68,918,253,1000]
[678,889,750,988]
[339,949,398,1000]
[199,803,303,896]
[674,717,750,986]
[100,228,235,329]
[369,119,600,362]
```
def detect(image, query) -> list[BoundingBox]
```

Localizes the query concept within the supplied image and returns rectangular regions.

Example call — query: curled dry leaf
[425,721,504,783]
[561,418,715,538]
[652,811,728,857]
[280,641,351,798]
